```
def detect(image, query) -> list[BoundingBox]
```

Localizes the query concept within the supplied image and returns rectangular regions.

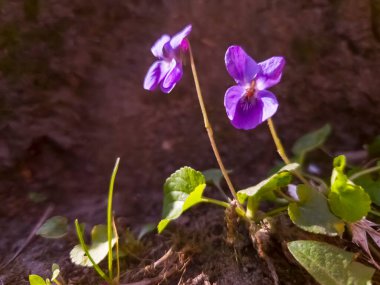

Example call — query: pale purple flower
[143,25,192,93]
[224,46,285,130]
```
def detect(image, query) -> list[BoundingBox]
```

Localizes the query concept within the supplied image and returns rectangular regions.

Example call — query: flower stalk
[188,42,239,203]
[267,118,310,185]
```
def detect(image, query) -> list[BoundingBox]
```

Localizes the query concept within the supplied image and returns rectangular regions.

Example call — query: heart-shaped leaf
[36,216,68,239]
[288,185,344,236]
[237,163,299,204]
[158,167,206,233]
[70,224,116,267]
[288,240,375,285]
[292,124,331,158]
[29,275,46,285]
[328,156,371,222]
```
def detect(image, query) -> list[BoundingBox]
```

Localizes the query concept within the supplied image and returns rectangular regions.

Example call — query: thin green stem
[107,157,120,282]
[74,220,111,283]
[188,43,240,205]
[267,118,310,186]
[301,172,328,191]
[267,118,291,164]
[275,189,297,203]
[202,197,250,222]
[112,217,120,285]
[349,165,380,181]
[215,184,231,202]
[201,197,230,208]
[370,208,380,218]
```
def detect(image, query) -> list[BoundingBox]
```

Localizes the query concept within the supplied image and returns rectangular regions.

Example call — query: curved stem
[267,118,310,186]
[188,43,239,205]
[215,184,232,202]
[267,118,291,164]
[370,208,380,218]
[112,217,120,285]
[349,165,380,181]
[302,172,328,191]
[275,189,297,203]
[201,197,230,208]
[74,220,111,283]
[107,158,120,282]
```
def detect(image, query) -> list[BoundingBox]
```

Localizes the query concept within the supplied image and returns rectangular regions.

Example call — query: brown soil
[1,0,380,284]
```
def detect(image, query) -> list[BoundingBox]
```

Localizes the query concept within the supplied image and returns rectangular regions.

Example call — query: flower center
[245,80,256,100]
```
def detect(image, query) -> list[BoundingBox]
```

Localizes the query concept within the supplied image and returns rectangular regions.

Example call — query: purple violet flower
[144,24,192,93]
[224,45,285,130]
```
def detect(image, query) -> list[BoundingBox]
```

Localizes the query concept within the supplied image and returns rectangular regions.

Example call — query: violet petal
[225,45,260,85]
[143,60,170,91]
[230,98,263,130]
[256,56,285,90]
[161,60,183,93]
[256,90,279,122]
[170,24,192,50]
[225,89,278,130]
[224,85,245,121]
[151,34,171,58]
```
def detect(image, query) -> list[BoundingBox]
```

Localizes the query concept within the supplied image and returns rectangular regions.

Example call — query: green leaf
[292,124,331,157]
[158,167,206,233]
[288,185,344,236]
[237,163,299,204]
[288,240,375,285]
[328,187,371,222]
[356,175,380,206]
[29,275,46,285]
[329,156,371,222]
[70,224,116,267]
[36,216,68,239]
[51,263,60,281]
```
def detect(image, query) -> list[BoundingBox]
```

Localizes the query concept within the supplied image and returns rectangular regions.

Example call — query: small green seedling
[29,263,63,285]
[70,158,121,285]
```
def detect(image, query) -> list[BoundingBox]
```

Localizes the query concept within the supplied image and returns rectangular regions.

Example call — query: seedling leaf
[70,224,116,267]
[288,240,375,285]
[328,156,371,222]
[288,185,344,236]
[237,163,299,204]
[158,167,206,233]
[51,263,60,281]
[36,216,68,239]
[29,275,46,285]
[292,124,331,157]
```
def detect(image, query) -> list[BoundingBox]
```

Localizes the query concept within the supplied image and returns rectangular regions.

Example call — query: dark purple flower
[144,25,192,93]
[224,46,285,130]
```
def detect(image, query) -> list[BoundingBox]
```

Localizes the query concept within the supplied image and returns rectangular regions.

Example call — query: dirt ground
[1,0,380,284]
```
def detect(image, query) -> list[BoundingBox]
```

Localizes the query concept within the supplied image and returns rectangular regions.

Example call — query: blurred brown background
[0,0,380,282]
